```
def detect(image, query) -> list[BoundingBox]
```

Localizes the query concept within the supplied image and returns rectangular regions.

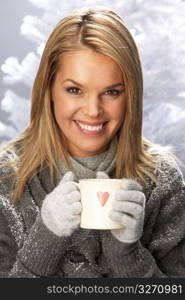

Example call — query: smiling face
[51,49,126,157]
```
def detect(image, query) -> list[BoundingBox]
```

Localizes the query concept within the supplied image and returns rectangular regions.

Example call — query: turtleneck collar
[56,138,117,182]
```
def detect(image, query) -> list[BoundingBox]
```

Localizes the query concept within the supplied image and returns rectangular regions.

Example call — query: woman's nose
[82,96,103,118]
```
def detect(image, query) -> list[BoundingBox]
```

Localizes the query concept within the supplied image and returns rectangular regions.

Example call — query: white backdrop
[0,0,185,171]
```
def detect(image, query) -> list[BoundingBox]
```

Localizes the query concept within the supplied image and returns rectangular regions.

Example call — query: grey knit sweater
[0,142,185,278]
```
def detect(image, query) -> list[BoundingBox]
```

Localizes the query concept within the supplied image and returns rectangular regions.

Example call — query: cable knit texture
[1,140,185,277]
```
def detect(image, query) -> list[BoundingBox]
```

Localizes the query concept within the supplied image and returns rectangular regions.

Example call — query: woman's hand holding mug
[41,171,81,237]
[41,170,145,243]
[96,172,146,244]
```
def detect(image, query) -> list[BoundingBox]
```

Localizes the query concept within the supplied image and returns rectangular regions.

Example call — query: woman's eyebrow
[62,79,124,89]
[106,83,124,89]
[62,79,84,87]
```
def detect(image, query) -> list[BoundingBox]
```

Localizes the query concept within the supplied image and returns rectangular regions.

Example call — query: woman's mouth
[74,120,107,136]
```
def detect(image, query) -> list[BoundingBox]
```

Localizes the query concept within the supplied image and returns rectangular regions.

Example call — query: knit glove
[41,171,81,237]
[96,172,145,244]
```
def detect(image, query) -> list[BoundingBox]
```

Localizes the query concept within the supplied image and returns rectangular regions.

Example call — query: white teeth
[77,121,103,131]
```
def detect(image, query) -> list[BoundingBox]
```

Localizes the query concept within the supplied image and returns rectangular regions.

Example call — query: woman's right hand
[41,171,81,237]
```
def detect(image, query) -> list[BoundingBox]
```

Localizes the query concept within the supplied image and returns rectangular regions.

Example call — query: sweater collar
[55,138,117,182]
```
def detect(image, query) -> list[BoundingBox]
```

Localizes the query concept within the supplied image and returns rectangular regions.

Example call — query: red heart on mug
[97,191,109,206]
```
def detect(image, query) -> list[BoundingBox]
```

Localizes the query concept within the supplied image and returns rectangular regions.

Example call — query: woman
[0,7,185,278]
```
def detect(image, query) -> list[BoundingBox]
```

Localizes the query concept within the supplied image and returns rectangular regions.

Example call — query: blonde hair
[1,7,162,202]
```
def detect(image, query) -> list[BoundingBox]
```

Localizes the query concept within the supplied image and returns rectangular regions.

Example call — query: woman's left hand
[96,172,145,244]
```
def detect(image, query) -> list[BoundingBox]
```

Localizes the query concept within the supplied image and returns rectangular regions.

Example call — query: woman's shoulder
[0,144,19,177]
[148,145,184,187]
[0,141,20,160]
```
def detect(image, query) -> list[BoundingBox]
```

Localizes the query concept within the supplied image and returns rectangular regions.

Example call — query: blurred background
[0,0,185,174]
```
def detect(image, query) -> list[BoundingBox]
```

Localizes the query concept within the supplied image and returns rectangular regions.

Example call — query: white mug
[75,178,124,229]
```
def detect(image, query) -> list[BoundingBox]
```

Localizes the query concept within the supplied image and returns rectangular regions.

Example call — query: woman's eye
[66,87,81,95]
[105,89,121,96]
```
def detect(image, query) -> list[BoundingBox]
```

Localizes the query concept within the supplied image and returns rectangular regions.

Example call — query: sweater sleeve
[0,208,68,277]
[100,232,164,277]
[0,148,70,277]
[100,155,185,277]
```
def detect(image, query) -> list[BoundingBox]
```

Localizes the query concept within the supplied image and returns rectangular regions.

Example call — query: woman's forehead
[56,49,124,85]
